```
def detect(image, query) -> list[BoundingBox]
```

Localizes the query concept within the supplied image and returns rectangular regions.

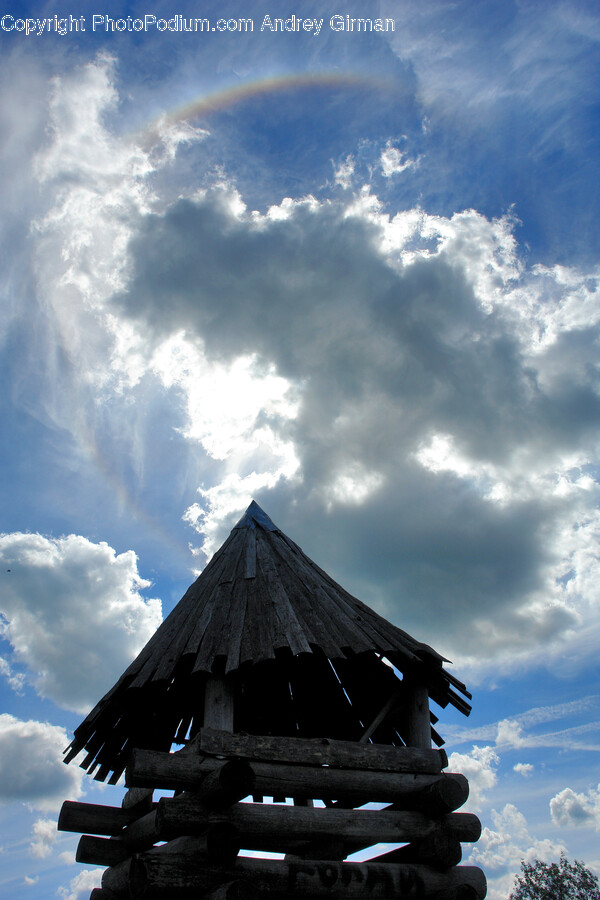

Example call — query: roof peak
[233,500,278,532]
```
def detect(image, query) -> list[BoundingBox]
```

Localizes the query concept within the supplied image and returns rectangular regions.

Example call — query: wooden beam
[122,788,154,815]
[128,850,487,899]
[191,759,256,811]
[359,687,403,744]
[399,773,469,816]
[373,833,463,869]
[203,881,259,900]
[156,799,482,846]
[78,822,241,868]
[204,676,235,732]
[127,750,448,804]
[195,728,447,773]
[77,835,130,867]
[58,801,131,836]
[404,680,431,750]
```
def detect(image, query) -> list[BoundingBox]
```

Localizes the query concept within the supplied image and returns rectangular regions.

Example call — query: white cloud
[445,696,600,747]
[333,154,355,189]
[380,140,415,177]
[0,656,25,693]
[469,803,566,900]
[550,785,600,831]
[29,818,57,858]
[57,868,101,900]
[0,715,83,811]
[0,533,161,712]
[447,745,499,812]
[496,719,526,749]
[513,763,534,777]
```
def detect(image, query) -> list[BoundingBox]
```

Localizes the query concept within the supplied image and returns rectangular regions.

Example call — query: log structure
[59,500,486,898]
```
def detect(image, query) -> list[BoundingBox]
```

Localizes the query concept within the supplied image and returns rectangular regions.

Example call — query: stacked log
[59,729,486,899]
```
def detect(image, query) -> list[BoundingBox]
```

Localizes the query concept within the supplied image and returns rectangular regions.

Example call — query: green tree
[509,855,600,900]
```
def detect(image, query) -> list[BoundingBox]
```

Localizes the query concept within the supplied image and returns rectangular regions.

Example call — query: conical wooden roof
[65,501,471,782]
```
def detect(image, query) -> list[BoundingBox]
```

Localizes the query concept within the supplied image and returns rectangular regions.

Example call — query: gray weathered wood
[129,849,487,899]
[65,502,471,784]
[404,680,431,750]
[101,858,133,894]
[122,788,154,814]
[359,687,403,743]
[373,833,463,869]
[80,822,242,868]
[204,677,235,732]
[193,759,256,810]
[77,834,130,867]
[156,798,481,846]
[203,880,259,900]
[195,728,447,773]
[399,773,469,816]
[128,750,449,804]
[58,800,130,836]
[121,809,160,852]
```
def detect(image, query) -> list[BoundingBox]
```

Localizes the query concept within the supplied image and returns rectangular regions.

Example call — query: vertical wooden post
[404,679,431,749]
[204,675,235,732]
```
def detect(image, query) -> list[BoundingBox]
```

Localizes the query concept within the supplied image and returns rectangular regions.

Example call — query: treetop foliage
[509,855,600,900]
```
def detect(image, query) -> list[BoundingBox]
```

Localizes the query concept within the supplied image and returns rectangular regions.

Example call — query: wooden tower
[59,501,486,899]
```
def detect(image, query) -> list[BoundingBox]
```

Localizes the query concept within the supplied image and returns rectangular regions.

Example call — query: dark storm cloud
[112,190,597,659]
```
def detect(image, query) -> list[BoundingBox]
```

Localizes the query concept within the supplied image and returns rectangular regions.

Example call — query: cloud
[551,785,600,831]
[0,533,161,712]
[513,763,534,777]
[9,50,600,681]
[444,696,600,752]
[447,745,499,812]
[469,803,566,900]
[496,719,526,749]
[444,696,600,745]
[0,715,83,811]
[110,182,600,668]
[0,656,25,694]
[57,869,100,900]
[29,818,57,859]
[380,140,415,176]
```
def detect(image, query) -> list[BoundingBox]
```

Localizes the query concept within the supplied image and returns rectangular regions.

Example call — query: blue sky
[1,1,599,898]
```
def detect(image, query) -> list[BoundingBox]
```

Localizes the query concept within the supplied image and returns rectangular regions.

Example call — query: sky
[0,0,599,897]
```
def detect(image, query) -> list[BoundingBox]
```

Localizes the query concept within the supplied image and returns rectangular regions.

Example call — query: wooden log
[58,800,131,836]
[374,833,463,869]
[359,687,404,744]
[129,851,487,899]
[156,799,481,846]
[122,809,161,852]
[128,750,446,804]
[195,729,447,773]
[203,880,259,900]
[195,759,256,810]
[126,754,254,803]
[401,773,469,817]
[77,835,130,867]
[80,822,241,868]
[204,676,235,732]
[122,788,154,814]
[404,681,431,750]
[101,858,134,895]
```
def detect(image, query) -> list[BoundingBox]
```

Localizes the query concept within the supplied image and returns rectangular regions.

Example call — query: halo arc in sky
[145,71,400,137]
